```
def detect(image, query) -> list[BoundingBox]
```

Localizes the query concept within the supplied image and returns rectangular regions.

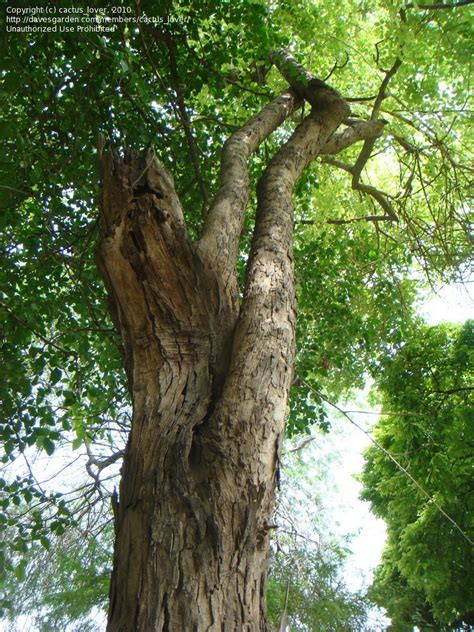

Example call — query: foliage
[0,518,111,631]
[361,320,474,629]
[267,433,374,631]
[267,545,369,632]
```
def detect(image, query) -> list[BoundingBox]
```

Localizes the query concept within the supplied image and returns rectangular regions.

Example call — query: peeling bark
[99,65,349,631]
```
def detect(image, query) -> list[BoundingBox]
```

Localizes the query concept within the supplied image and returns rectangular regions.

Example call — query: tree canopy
[0,0,472,628]
[361,320,474,629]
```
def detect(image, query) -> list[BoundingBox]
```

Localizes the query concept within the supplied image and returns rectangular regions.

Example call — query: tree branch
[270,48,347,111]
[86,446,125,482]
[322,51,349,82]
[269,49,397,220]
[371,58,402,121]
[317,58,403,223]
[431,386,474,395]
[322,156,398,222]
[319,119,386,155]
[196,90,302,304]
[217,87,349,451]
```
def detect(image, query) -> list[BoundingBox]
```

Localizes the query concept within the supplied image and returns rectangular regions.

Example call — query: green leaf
[23,489,33,503]
[43,438,55,456]
[63,390,76,406]
[72,436,83,451]
[40,536,51,551]
[14,560,27,583]
[37,436,56,456]
[50,367,62,385]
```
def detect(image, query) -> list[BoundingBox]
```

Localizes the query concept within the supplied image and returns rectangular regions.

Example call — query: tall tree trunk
[98,72,349,630]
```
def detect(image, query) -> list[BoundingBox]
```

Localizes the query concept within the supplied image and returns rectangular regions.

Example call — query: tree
[268,545,369,631]
[0,518,111,632]
[361,320,474,629]
[1,1,472,630]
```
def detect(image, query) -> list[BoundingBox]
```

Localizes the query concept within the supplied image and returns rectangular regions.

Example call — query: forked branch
[197,91,302,303]
[218,81,350,451]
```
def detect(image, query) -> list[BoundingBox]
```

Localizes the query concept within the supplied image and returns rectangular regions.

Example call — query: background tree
[0,518,111,632]
[361,320,474,630]
[266,436,376,632]
[0,0,472,630]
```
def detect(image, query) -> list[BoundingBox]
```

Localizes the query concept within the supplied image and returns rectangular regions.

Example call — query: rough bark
[319,119,386,155]
[197,90,302,308]
[99,69,350,631]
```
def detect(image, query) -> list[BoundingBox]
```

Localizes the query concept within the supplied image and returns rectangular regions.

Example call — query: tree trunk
[98,73,349,630]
